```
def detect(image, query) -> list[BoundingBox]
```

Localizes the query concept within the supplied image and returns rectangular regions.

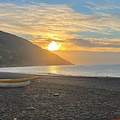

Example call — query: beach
[0,72,120,120]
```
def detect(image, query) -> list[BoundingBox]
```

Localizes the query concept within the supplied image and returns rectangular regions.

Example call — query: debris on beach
[53,93,60,96]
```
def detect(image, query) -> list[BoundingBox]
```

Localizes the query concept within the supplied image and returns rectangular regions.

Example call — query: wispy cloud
[0,3,120,52]
[68,38,120,52]
[85,2,120,14]
[70,38,120,48]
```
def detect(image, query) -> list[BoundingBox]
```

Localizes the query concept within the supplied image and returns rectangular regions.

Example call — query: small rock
[53,93,60,96]
[26,107,36,110]
[22,111,25,113]
[34,95,38,98]
[58,107,63,111]
[14,118,17,120]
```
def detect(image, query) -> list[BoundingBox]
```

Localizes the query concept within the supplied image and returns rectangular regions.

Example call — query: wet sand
[0,72,120,120]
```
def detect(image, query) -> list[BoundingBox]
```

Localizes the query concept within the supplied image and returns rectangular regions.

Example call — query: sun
[47,41,60,51]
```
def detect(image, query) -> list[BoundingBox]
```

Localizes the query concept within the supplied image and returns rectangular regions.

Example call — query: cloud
[85,2,120,14]
[0,2,120,52]
[70,38,120,48]
[0,3,120,36]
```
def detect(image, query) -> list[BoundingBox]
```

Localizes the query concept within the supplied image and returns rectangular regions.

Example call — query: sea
[0,64,120,78]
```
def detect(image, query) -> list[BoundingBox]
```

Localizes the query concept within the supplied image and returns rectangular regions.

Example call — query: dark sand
[0,72,120,120]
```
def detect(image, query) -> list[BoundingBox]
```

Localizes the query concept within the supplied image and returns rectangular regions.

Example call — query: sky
[0,0,120,65]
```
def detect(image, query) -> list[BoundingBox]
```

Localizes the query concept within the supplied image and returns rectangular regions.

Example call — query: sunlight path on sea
[0,64,120,78]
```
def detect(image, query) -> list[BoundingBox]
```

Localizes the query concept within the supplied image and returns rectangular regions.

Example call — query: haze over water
[0,64,120,78]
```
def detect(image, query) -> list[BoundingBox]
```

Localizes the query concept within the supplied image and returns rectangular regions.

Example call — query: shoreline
[0,72,120,91]
[0,64,120,78]
[0,72,120,119]
[0,71,120,79]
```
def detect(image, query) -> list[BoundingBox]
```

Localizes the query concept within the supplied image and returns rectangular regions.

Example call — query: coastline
[0,64,120,78]
[0,72,120,119]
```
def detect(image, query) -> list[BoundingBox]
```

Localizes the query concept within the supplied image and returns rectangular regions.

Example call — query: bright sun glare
[47,41,60,51]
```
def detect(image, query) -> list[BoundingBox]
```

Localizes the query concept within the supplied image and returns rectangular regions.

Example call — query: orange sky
[0,2,120,65]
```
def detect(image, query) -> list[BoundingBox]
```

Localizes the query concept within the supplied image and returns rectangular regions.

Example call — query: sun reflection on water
[48,66,57,74]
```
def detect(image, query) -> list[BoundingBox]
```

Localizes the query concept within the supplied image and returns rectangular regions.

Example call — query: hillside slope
[0,30,73,67]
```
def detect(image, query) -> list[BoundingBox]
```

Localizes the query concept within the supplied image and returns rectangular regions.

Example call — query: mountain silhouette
[0,30,73,67]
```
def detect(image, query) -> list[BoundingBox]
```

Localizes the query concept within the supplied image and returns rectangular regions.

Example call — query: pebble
[53,93,60,96]
[58,107,63,111]
[14,118,17,120]
[25,107,36,110]
[22,111,26,113]
[34,95,38,98]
